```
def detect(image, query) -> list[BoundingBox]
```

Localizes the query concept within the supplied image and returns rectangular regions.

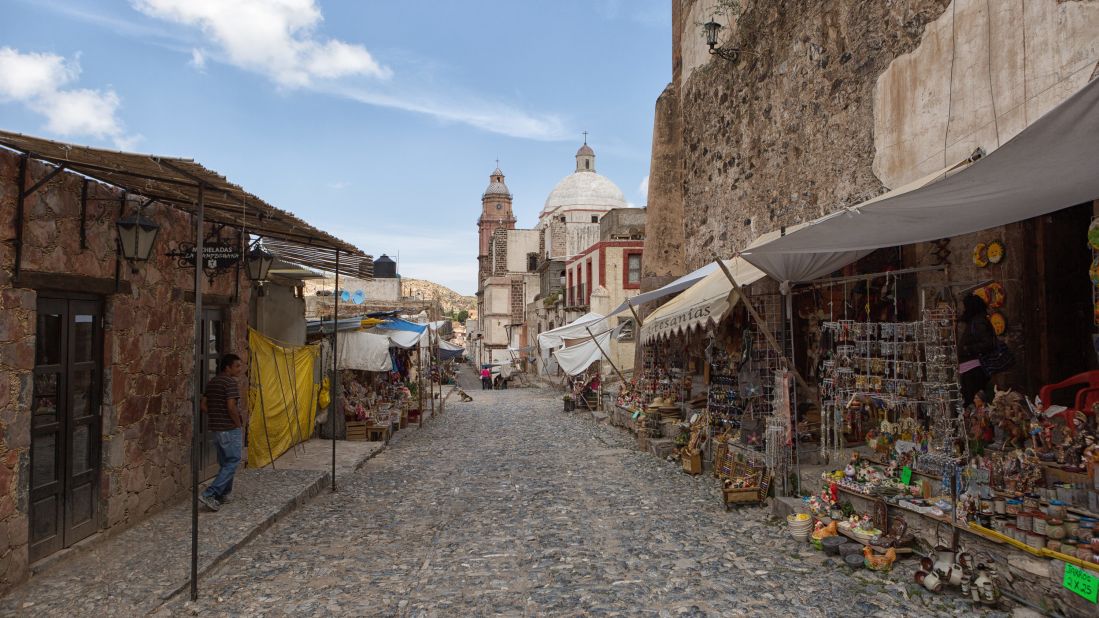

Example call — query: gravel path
[163,370,994,617]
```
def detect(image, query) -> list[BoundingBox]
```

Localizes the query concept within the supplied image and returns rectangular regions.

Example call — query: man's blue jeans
[203,428,242,501]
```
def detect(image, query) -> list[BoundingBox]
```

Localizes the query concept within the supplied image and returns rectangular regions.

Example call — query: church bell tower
[477,164,517,287]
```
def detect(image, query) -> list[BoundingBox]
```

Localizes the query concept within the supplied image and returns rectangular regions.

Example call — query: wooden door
[29,296,102,562]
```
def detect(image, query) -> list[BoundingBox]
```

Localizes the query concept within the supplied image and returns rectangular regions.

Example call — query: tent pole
[584,326,627,384]
[429,328,436,418]
[626,298,644,327]
[714,257,808,391]
[190,185,204,602]
[331,249,339,492]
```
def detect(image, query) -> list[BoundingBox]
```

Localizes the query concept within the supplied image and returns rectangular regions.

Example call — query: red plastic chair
[1038,370,1099,435]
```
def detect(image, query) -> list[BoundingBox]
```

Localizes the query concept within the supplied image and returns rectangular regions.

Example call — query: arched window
[585,160,590,169]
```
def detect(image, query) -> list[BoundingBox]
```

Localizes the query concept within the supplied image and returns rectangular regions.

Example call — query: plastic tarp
[437,339,465,360]
[370,328,424,349]
[553,327,614,376]
[378,318,428,333]
[640,257,767,343]
[247,329,320,468]
[336,331,394,372]
[741,76,1099,283]
[607,261,722,317]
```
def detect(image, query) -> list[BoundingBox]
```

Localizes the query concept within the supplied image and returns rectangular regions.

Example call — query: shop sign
[166,241,242,282]
[1063,563,1098,603]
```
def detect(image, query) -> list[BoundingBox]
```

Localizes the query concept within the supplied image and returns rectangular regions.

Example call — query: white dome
[541,171,627,218]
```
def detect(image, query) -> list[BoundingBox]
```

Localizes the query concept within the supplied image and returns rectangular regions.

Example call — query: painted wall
[253,283,306,346]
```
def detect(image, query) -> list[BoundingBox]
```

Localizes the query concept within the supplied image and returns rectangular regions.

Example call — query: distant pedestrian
[481,367,492,390]
[199,353,245,512]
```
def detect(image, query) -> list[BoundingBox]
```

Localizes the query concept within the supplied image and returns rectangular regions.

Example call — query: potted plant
[563,394,575,411]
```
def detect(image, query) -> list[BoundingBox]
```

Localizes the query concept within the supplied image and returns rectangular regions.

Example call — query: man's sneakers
[198,493,221,512]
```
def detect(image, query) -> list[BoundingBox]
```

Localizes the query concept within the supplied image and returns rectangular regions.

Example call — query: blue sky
[0,0,670,294]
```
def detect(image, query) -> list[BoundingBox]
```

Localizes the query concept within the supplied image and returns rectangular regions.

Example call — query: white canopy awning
[640,258,767,343]
[337,331,393,372]
[537,312,608,352]
[742,76,1099,283]
[607,261,722,317]
[553,328,613,376]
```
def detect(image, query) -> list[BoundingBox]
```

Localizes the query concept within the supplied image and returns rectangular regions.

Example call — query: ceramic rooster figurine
[811,520,838,540]
[863,546,897,571]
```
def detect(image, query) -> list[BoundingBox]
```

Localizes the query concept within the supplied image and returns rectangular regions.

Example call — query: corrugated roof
[0,130,362,254]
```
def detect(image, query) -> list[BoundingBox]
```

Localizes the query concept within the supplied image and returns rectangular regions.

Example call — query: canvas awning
[370,328,424,349]
[741,76,1099,283]
[337,331,393,372]
[536,312,609,352]
[640,257,767,343]
[553,327,613,376]
[607,261,722,317]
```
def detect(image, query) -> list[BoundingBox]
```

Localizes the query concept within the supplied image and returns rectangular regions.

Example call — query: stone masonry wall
[0,150,251,591]
[675,0,953,270]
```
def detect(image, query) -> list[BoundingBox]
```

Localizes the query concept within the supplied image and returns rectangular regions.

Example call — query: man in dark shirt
[199,353,245,512]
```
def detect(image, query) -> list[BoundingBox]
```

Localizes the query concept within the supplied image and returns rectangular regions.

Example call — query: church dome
[542,172,627,216]
[540,142,626,218]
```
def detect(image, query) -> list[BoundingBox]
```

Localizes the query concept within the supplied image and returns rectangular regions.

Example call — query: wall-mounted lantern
[246,243,274,282]
[703,18,742,63]
[116,211,160,264]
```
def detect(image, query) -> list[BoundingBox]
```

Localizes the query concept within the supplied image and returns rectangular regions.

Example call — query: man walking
[199,353,245,512]
[480,367,492,390]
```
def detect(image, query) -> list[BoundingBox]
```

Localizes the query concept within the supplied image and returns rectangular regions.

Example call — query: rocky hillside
[402,279,476,316]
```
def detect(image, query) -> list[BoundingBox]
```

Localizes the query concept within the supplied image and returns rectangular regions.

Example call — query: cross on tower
[582,130,588,144]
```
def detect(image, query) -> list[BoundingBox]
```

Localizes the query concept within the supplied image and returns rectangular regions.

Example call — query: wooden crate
[681,450,702,475]
[345,420,369,441]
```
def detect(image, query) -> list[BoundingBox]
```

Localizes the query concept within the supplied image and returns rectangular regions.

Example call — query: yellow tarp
[247,328,320,468]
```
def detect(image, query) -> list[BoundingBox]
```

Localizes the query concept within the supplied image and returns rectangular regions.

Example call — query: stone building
[0,134,359,592]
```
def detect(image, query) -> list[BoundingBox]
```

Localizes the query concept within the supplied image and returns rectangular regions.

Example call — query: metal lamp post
[702,17,742,63]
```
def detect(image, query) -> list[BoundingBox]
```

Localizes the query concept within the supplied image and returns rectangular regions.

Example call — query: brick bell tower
[477,164,516,288]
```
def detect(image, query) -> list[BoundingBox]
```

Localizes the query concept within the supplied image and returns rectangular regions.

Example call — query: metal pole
[429,327,436,418]
[714,257,808,391]
[190,185,204,601]
[584,326,627,384]
[331,250,339,492]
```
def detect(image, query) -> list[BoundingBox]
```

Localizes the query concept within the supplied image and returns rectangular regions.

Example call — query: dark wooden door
[199,307,225,480]
[30,297,102,563]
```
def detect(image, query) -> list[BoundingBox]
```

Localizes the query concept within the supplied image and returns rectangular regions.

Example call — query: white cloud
[132,0,391,88]
[189,48,206,70]
[130,0,568,141]
[327,180,350,190]
[638,174,650,196]
[0,47,138,148]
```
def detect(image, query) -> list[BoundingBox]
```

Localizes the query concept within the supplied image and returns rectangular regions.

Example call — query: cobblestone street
[153,373,994,617]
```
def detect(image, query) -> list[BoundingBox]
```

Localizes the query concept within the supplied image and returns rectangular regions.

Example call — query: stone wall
[675,0,955,270]
[673,0,1099,270]
[0,150,251,591]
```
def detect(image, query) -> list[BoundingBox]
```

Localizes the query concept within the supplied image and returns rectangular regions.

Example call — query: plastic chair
[1038,370,1099,435]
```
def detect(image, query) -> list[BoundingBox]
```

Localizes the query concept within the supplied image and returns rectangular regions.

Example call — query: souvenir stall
[622,258,799,501]
[741,80,1099,614]
[335,330,412,441]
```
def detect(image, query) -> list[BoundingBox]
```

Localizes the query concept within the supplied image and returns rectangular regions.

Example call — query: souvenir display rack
[818,308,965,466]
